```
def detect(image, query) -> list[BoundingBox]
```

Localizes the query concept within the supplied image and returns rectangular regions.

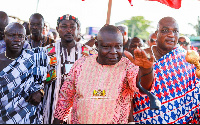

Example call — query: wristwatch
[39,89,45,97]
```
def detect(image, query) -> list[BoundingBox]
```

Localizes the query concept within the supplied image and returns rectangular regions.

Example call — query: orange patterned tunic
[54,54,139,124]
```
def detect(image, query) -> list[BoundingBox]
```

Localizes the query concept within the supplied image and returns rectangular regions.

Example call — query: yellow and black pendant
[93,89,106,96]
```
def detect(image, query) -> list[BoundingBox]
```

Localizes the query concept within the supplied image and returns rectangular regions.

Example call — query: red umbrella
[147,0,182,9]
[106,0,182,24]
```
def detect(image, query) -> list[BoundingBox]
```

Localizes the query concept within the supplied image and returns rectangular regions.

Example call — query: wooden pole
[106,0,112,25]
[36,0,40,12]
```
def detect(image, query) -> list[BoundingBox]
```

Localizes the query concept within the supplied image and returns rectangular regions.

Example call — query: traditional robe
[54,55,139,124]
[133,46,200,124]
[0,47,48,124]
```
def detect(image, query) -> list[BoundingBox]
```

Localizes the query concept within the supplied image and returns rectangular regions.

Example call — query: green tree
[189,16,200,36]
[123,16,152,40]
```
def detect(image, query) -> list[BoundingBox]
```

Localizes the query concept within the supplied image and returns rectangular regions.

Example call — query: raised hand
[26,91,43,106]
[124,48,154,69]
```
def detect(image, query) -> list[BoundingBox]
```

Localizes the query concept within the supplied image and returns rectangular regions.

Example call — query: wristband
[141,67,153,77]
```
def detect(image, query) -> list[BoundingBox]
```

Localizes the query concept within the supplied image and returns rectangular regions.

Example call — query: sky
[1,0,200,36]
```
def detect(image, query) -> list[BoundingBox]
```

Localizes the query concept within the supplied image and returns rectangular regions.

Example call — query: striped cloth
[43,40,83,124]
[132,46,200,124]
[0,47,48,124]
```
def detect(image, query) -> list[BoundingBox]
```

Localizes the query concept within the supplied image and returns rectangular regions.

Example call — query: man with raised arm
[53,25,154,124]
[132,17,200,124]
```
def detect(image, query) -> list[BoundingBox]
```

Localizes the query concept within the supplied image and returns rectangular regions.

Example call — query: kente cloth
[43,40,83,124]
[27,35,55,48]
[54,55,139,124]
[0,40,31,54]
[132,46,200,124]
[0,47,48,124]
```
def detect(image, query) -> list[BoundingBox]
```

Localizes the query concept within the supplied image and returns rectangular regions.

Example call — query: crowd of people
[0,10,200,124]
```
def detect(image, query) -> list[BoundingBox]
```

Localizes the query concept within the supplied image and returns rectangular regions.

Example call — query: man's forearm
[137,66,154,90]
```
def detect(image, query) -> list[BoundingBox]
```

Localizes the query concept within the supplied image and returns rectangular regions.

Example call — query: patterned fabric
[0,47,48,124]
[132,46,200,124]
[57,14,79,27]
[54,55,139,124]
[43,40,83,124]
[0,40,31,54]
[0,40,5,53]
[27,35,55,48]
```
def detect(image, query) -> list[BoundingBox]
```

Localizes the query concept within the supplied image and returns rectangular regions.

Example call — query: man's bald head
[5,22,26,35]
[29,13,44,28]
[4,22,26,52]
[97,25,123,42]
[157,17,178,31]
[29,13,44,23]
[156,16,179,52]
[29,13,44,37]
[95,25,123,65]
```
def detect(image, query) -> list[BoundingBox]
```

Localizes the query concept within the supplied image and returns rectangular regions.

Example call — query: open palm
[124,49,154,68]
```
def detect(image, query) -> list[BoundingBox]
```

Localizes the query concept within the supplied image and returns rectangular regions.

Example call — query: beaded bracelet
[140,67,153,77]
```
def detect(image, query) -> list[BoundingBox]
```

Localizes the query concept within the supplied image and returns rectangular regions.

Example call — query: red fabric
[148,0,182,9]
[190,46,198,51]
[128,0,133,6]
[72,16,75,19]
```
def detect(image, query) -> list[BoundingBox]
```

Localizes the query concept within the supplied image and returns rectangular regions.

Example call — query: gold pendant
[93,89,106,96]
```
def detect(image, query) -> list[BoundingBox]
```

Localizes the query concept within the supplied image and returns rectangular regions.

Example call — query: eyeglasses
[178,41,189,46]
[160,29,179,34]
[150,38,156,42]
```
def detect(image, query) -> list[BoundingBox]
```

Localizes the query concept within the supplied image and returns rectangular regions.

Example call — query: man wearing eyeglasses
[178,36,190,50]
[147,32,157,48]
[131,16,200,124]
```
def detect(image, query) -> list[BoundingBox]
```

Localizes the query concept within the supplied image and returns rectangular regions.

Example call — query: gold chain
[5,51,16,60]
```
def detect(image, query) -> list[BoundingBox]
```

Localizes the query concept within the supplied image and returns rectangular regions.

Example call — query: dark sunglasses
[178,41,189,46]
[150,38,156,42]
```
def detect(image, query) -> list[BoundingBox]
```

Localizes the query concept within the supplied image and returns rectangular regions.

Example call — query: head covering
[76,19,81,27]
[178,36,191,45]
[57,14,79,27]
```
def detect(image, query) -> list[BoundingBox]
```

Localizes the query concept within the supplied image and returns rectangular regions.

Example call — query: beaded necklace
[151,45,157,62]
[60,42,78,84]
[5,51,17,60]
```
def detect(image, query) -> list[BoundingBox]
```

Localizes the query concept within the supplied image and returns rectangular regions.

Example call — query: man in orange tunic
[53,25,155,124]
